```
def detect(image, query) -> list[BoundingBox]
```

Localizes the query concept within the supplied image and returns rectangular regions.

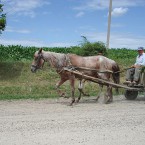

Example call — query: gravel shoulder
[0,95,145,145]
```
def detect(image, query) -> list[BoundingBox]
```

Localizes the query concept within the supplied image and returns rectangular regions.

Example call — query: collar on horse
[57,54,72,74]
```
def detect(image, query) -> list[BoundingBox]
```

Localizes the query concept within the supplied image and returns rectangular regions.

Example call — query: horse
[31,48,120,105]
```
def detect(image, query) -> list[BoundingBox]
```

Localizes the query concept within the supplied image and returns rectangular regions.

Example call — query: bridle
[31,53,45,70]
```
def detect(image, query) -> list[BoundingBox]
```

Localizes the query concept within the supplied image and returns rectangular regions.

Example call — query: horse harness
[31,53,45,70]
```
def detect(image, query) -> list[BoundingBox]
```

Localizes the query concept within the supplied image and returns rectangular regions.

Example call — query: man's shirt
[135,53,145,66]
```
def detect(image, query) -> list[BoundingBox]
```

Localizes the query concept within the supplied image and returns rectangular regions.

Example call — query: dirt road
[0,95,145,145]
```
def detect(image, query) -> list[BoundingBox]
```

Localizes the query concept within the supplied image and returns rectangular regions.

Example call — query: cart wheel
[124,90,138,100]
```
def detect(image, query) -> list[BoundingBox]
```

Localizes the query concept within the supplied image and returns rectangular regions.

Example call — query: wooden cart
[63,66,145,100]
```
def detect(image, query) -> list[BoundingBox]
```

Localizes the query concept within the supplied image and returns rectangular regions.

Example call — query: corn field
[0,45,137,61]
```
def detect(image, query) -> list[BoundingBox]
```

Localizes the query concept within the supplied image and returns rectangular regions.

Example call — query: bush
[79,36,107,56]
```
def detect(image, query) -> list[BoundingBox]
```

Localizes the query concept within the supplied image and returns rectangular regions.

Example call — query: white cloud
[110,34,145,49]
[73,0,144,18]
[6,26,31,34]
[79,32,145,49]
[1,32,145,49]
[0,39,76,47]
[112,7,128,17]
[48,42,76,47]
[74,0,145,11]
[75,11,85,17]
[2,0,51,18]
[74,0,107,11]
[112,0,145,7]
[0,39,45,47]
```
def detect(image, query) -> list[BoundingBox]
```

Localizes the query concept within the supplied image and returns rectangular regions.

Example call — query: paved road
[0,95,145,145]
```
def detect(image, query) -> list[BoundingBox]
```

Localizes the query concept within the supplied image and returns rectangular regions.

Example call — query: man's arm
[133,54,145,68]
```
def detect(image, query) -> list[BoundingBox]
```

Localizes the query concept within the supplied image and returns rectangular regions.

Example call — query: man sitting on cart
[125,47,145,85]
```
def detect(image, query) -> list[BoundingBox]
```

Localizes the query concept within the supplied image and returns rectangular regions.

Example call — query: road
[0,95,145,145]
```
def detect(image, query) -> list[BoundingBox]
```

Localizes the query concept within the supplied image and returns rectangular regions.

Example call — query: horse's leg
[80,80,90,96]
[76,80,83,103]
[108,86,113,102]
[55,78,68,97]
[96,84,103,101]
[69,77,75,106]
[104,85,113,104]
[76,79,90,103]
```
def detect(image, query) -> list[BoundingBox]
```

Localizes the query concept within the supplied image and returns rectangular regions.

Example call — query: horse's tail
[112,63,120,94]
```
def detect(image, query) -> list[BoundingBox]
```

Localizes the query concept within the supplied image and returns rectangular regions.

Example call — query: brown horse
[31,48,120,105]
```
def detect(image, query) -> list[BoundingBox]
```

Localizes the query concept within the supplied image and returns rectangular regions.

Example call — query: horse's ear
[38,48,43,54]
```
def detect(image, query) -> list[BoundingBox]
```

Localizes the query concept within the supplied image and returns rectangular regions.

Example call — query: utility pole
[106,0,112,49]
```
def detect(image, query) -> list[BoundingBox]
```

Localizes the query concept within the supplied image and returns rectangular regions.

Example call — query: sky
[0,0,145,49]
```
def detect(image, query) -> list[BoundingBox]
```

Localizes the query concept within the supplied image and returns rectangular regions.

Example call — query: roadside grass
[0,61,101,100]
[0,57,134,100]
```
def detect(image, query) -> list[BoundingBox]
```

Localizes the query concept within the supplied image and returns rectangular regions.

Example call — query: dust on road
[0,95,145,145]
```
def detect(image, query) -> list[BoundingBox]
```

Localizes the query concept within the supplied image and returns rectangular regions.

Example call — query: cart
[63,66,145,100]
[124,70,145,100]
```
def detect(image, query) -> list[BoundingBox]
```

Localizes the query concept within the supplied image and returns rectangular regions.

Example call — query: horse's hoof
[67,103,73,106]
[63,96,69,99]
[104,98,110,104]
[109,99,113,102]
[60,92,66,97]
[95,96,100,101]
[75,100,80,103]
[84,93,90,97]
[105,101,110,104]
[95,99,99,102]
[104,99,112,104]
[68,102,74,106]
[68,100,75,106]
[104,100,109,104]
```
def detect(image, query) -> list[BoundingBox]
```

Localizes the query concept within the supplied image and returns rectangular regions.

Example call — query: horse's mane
[43,51,69,69]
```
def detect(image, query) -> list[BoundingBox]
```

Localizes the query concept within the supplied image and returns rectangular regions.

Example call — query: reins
[113,67,133,74]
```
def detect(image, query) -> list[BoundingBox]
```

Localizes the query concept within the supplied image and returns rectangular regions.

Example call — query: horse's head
[31,48,45,73]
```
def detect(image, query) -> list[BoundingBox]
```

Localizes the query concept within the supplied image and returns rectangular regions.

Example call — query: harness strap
[32,53,45,69]
[57,54,72,74]
[66,54,72,66]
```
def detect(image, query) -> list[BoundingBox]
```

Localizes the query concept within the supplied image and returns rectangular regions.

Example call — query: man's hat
[138,47,144,50]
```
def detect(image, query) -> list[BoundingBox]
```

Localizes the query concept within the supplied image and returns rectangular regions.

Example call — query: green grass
[0,61,101,100]
[0,53,135,101]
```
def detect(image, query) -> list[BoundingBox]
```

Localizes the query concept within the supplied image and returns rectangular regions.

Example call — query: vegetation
[78,36,107,56]
[0,3,6,34]
[0,61,100,100]
[0,44,137,61]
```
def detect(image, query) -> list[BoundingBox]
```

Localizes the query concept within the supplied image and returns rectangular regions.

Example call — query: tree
[79,36,107,56]
[0,3,6,34]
